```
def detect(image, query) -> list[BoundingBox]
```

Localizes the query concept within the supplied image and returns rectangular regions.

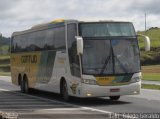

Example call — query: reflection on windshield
[80,23,136,37]
[82,40,113,74]
[112,39,140,74]
[82,39,140,75]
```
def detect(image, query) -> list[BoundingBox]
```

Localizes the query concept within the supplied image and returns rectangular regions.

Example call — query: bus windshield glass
[79,22,140,75]
[82,39,140,75]
[79,22,136,37]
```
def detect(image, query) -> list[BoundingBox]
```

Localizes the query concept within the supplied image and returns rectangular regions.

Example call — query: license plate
[110,88,120,92]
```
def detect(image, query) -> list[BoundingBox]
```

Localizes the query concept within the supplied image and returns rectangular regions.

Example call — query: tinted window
[12,35,28,52]
[54,26,65,50]
[67,24,80,77]
[27,31,45,51]
[44,29,54,50]
[79,23,136,37]
[11,25,65,53]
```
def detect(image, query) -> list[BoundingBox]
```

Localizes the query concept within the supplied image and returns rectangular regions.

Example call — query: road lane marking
[0,88,132,118]
[3,89,114,113]
[0,88,113,113]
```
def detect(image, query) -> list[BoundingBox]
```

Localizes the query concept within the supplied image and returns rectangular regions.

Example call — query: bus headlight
[130,76,141,83]
[82,79,97,85]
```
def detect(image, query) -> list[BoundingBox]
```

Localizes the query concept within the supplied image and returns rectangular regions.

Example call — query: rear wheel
[61,80,70,101]
[20,79,25,93]
[20,76,29,93]
[109,96,120,100]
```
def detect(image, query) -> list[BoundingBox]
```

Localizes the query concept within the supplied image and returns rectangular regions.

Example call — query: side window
[21,34,28,52]
[44,29,54,50]
[11,37,14,53]
[35,31,45,51]
[43,26,65,51]
[67,24,80,77]
[28,30,46,51]
[14,35,26,52]
[27,32,36,51]
[12,26,66,52]
[54,26,65,50]
[11,36,18,53]
[13,34,28,52]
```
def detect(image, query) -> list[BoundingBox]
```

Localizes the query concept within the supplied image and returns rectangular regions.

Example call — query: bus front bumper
[78,81,141,98]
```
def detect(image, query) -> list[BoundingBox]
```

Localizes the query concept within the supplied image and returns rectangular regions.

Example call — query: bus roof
[12,19,132,37]
[12,19,67,36]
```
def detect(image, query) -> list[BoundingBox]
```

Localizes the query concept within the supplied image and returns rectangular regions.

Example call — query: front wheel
[109,96,120,100]
[61,81,70,101]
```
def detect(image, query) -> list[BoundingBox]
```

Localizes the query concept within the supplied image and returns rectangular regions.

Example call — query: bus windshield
[79,22,136,37]
[82,38,140,75]
[79,22,140,75]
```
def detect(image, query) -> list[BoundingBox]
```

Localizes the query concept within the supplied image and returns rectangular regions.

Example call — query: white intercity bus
[10,19,150,101]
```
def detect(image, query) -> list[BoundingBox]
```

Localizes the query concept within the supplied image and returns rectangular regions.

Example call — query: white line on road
[0,88,113,114]
[0,79,134,118]
[0,88,133,119]
[0,87,136,119]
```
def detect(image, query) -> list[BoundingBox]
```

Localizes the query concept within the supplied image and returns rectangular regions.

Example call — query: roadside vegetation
[138,27,160,83]
[0,36,10,76]
[141,65,160,81]
[0,55,10,76]
[142,84,160,90]
[138,27,160,66]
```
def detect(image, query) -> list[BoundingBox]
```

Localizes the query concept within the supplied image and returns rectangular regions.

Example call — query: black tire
[20,76,29,93]
[109,96,120,100]
[20,79,25,93]
[61,80,70,101]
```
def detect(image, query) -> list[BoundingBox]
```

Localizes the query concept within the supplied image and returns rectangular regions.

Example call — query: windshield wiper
[100,52,112,74]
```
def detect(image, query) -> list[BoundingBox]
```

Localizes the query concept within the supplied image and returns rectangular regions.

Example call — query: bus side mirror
[138,34,150,51]
[76,36,83,55]
[144,36,150,51]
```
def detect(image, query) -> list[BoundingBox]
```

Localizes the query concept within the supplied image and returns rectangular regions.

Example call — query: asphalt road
[0,76,160,119]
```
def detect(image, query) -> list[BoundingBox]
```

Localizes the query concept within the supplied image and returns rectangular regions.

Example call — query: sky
[0,0,160,37]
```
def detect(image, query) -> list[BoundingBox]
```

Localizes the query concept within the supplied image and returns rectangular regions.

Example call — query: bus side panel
[11,50,63,92]
[11,53,21,86]
[10,52,41,87]
[34,50,66,93]
[37,50,56,84]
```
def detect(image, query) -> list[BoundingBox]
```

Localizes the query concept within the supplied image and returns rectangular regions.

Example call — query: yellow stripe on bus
[96,76,115,86]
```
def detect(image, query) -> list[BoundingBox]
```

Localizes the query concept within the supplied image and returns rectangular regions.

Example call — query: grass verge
[142,84,160,90]
[0,55,10,60]
[142,73,160,81]
[0,72,11,76]
[142,65,160,81]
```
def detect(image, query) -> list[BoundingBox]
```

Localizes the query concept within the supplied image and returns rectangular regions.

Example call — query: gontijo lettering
[21,55,37,63]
